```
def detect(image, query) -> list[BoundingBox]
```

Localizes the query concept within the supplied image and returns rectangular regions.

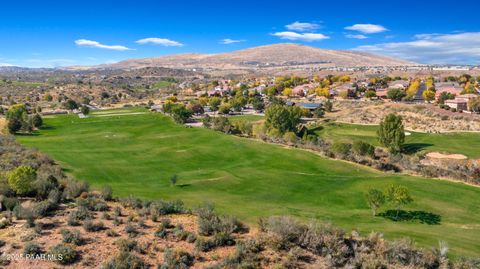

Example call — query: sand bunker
[426,152,467,160]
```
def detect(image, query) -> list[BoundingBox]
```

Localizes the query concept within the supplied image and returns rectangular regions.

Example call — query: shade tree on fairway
[377,113,405,153]
[386,184,413,217]
[365,188,386,216]
[366,185,414,219]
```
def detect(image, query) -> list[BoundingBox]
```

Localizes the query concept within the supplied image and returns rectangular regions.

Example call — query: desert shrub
[20,233,37,242]
[298,221,352,266]
[173,224,188,240]
[106,229,119,237]
[119,195,143,209]
[209,239,264,268]
[100,185,113,201]
[47,188,62,204]
[63,180,89,200]
[76,196,108,211]
[125,223,138,237]
[33,221,43,234]
[102,212,111,220]
[13,204,31,219]
[0,182,15,197]
[115,239,138,252]
[113,206,122,217]
[159,248,194,269]
[186,233,197,243]
[67,207,90,226]
[48,243,78,265]
[194,237,215,252]
[352,141,375,157]
[212,232,235,247]
[101,251,146,269]
[32,200,56,217]
[149,200,185,215]
[261,216,304,250]
[23,242,42,255]
[1,196,19,211]
[32,175,58,200]
[331,142,352,158]
[61,229,83,245]
[454,257,480,269]
[196,203,247,236]
[83,219,104,232]
[386,239,431,267]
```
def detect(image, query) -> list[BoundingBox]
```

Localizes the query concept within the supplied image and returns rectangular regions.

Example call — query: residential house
[388,80,410,90]
[435,82,464,100]
[292,83,317,96]
[445,99,468,111]
[375,88,388,99]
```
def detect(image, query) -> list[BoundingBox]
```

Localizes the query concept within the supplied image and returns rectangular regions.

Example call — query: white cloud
[345,24,387,34]
[354,32,480,64]
[286,21,320,32]
[272,31,329,42]
[75,39,132,51]
[136,37,183,47]
[220,38,245,44]
[346,34,368,39]
[0,62,14,67]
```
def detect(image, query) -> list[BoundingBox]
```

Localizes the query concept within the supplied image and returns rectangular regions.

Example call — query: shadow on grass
[15,132,41,137]
[40,125,55,130]
[378,210,441,225]
[402,143,433,154]
[177,184,191,188]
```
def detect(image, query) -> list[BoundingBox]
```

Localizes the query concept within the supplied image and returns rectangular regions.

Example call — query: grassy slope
[315,122,480,158]
[16,110,480,256]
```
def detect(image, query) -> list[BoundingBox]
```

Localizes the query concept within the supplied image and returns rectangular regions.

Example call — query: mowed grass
[228,115,264,124]
[315,122,480,158]
[16,109,480,256]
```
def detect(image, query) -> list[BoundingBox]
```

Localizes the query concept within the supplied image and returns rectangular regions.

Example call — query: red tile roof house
[292,83,318,96]
[445,98,468,111]
[388,80,410,90]
[375,88,388,98]
[435,85,464,100]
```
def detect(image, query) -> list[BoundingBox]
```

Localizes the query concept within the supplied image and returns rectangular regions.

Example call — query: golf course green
[16,108,480,257]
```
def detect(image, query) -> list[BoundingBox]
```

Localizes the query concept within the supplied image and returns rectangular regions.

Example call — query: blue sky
[1,0,480,67]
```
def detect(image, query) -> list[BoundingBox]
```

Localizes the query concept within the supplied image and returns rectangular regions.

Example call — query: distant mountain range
[68,43,415,71]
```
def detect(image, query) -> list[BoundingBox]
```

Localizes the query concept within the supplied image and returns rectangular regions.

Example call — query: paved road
[414,81,426,102]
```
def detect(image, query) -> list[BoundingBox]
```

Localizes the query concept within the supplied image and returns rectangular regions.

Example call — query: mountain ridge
[68,43,416,70]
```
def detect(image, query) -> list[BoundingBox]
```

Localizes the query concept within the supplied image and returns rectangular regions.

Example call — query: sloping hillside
[82,43,414,70]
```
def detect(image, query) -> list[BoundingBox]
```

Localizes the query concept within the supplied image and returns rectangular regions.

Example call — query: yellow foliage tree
[406,80,420,98]
[282,88,293,97]
[315,87,330,97]
[422,89,435,102]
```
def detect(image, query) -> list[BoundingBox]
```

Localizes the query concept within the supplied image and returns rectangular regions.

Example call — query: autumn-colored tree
[422,89,436,102]
[315,87,330,98]
[282,88,293,97]
[406,80,420,99]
